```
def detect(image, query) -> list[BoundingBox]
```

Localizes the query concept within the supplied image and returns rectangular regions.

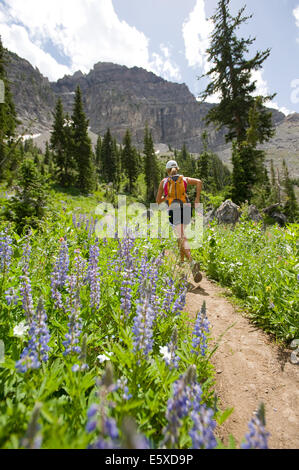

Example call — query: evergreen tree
[0,36,18,181]
[269,159,279,204]
[282,159,299,222]
[143,125,159,202]
[197,132,209,182]
[199,1,275,203]
[101,128,117,185]
[122,129,138,193]
[5,159,49,233]
[199,0,274,144]
[113,137,121,191]
[231,97,271,203]
[44,141,51,165]
[177,143,194,176]
[50,99,75,186]
[71,86,95,194]
[95,135,102,168]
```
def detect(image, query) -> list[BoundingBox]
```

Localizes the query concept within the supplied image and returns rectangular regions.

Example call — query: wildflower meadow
[0,196,271,450]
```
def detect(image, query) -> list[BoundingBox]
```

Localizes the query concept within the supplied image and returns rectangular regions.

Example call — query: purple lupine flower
[166,328,180,369]
[172,286,187,316]
[161,277,176,313]
[50,238,69,308]
[21,237,31,275]
[86,368,120,449]
[15,348,40,373]
[118,234,135,271]
[241,406,270,449]
[73,248,86,290]
[87,412,119,449]
[20,275,35,323]
[147,263,160,318]
[88,217,95,239]
[132,292,155,359]
[87,243,101,309]
[55,238,69,286]
[116,377,132,400]
[16,298,51,373]
[33,297,51,362]
[162,365,214,448]
[62,276,82,356]
[162,372,192,447]
[120,269,133,319]
[189,405,217,449]
[50,266,64,309]
[5,287,19,306]
[0,229,13,274]
[192,301,209,356]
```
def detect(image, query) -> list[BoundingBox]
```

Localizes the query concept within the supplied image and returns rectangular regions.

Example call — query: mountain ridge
[4,48,299,180]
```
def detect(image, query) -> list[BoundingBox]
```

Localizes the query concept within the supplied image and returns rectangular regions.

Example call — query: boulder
[203,207,217,225]
[247,204,263,222]
[263,203,287,227]
[215,200,240,225]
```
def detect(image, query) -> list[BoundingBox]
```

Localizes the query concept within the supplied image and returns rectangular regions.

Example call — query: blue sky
[1,0,299,114]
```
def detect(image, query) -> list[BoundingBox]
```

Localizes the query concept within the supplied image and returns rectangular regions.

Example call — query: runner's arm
[186,177,202,203]
[156,180,166,204]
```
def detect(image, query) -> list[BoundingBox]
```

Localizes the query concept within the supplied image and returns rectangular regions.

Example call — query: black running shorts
[168,201,192,226]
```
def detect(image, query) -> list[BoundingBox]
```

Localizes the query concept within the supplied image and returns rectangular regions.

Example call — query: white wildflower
[159,345,171,362]
[13,321,29,337]
[97,352,113,363]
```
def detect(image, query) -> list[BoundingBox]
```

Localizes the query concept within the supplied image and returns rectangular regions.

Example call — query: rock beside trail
[216,200,240,225]
[247,204,263,222]
[263,203,287,227]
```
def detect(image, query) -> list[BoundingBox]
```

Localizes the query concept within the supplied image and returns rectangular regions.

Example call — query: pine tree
[199,1,275,203]
[0,36,18,181]
[197,132,209,182]
[177,143,194,176]
[113,137,121,191]
[50,99,75,186]
[44,141,51,165]
[5,159,49,233]
[269,159,279,204]
[101,128,117,185]
[143,125,159,202]
[122,129,138,193]
[199,0,274,144]
[95,135,102,169]
[71,86,95,194]
[282,160,299,223]
[231,97,271,203]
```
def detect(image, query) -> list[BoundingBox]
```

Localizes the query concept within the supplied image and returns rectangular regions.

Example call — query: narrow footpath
[184,271,299,449]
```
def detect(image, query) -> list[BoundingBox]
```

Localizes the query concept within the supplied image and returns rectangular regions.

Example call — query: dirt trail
[184,271,299,449]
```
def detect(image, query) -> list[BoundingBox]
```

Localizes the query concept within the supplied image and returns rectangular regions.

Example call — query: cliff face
[5,49,286,154]
[4,50,55,133]
[51,61,228,152]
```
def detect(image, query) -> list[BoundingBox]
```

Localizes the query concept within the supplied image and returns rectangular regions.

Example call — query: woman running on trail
[156,160,202,283]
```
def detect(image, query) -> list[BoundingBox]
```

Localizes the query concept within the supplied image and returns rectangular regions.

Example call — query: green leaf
[216,407,234,426]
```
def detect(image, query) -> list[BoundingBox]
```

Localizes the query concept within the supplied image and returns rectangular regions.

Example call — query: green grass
[198,219,299,342]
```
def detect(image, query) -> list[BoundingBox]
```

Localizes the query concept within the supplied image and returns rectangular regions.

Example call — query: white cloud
[150,44,182,82]
[293,5,299,28]
[268,102,294,117]
[251,70,294,116]
[182,0,213,72]
[0,22,69,80]
[251,70,269,97]
[0,0,181,83]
